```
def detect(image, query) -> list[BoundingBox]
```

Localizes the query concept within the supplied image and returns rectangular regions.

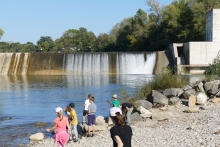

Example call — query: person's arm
[114,136,123,147]
[87,105,90,114]
[126,106,130,111]
[46,123,57,132]
[70,115,75,124]
[66,119,71,134]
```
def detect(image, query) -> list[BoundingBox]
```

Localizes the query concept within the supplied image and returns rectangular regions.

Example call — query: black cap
[69,102,75,108]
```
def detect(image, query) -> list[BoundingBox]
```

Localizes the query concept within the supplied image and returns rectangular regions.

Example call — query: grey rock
[194,82,205,92]
[135,100,152,110]
[148,90,168,105]
[204,80,220,93]
[163,88,183,98]
[169,97,180,105]
[130,112,143,122]
[182,85,192,91]
[182,89,196,99]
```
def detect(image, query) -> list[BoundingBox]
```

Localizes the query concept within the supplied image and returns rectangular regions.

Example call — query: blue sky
[0,0,172,44]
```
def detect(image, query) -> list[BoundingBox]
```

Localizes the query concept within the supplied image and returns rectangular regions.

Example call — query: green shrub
[137,67,188,99]
[204,60,220,81]
[119,67,188,109]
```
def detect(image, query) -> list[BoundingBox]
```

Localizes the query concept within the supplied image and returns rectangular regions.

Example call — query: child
[69,102,78,142]
[87,96,97,137]
[82,94,92,124]
[112,94,120,108]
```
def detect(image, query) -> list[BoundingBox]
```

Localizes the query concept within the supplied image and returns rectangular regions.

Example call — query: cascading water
[0,52,157,75]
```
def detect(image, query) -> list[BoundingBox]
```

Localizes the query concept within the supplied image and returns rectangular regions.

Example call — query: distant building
[170,9,220,74]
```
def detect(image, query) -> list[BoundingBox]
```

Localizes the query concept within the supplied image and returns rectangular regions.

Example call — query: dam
[0,52,165,75]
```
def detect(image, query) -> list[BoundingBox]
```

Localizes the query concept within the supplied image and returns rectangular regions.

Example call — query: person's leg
[87,115,92,136]
[126,107,133,125]
[92,115,96,135]
[73,124,78,140]
[82,110,86,124]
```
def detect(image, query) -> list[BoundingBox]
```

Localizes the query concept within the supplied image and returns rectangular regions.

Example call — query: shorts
[83,110,88,116]
[87,115,96,126]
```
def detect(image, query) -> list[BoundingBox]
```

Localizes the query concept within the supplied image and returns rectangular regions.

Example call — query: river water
[0,74,154,146]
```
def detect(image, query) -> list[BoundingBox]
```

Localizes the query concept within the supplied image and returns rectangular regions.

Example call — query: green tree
[94,33,110,52]
[0,28,4,39]
[37,36,54,52]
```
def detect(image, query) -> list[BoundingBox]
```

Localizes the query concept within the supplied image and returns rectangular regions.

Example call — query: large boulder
[211,97,220,103]
[96,116,105,125]
[182,85,192,91]
[204,80,220,94]
[184,107,199,113]
[151,112,173,121]
[163,88,183,98]
[196,92,208,105]
[135,100,152,110]
[130,112,143,122]
[194,82,205,92]
[29,133,44,141]
[169,97,180,105]
[137,106,152,118]
[188,95,196,107]
[147,90,168,105]
[182,89,196,99]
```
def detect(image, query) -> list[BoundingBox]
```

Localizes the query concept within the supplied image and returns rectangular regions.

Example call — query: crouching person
[46,107,71,147]
[121,102,133,126]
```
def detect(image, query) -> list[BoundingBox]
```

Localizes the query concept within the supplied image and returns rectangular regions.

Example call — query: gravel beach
[27,102,220,147]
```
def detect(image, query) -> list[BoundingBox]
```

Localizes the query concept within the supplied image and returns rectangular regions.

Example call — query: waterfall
[0,52,157,75]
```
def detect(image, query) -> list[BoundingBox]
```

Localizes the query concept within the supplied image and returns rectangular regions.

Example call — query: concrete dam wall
[0,52,172,75]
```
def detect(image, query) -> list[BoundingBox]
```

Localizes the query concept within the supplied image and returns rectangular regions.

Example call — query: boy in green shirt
[112,94,120,108]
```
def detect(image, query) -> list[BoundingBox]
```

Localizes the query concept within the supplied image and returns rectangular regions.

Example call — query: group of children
[46,93,133,147]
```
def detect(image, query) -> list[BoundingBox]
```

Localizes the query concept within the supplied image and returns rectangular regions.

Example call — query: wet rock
[34,122,46,127]
[29,133,44,141]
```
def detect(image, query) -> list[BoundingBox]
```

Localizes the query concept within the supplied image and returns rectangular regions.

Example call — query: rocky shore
[27,80,220,147]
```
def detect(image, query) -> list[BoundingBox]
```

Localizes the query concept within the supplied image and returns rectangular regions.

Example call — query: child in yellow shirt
[69,102,78,142]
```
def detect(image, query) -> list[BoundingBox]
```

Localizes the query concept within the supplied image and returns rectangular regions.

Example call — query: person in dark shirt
[121,103,133,125]
[109,107,132,147]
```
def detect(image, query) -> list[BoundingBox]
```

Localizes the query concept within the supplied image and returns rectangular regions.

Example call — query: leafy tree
[37,36,54,52]
[94,33,110,52]
[0,28,4,39]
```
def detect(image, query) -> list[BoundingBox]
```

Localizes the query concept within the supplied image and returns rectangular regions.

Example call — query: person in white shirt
[82,94,92,124]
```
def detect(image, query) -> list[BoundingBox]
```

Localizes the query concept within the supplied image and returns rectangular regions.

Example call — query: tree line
[0,0,219,53]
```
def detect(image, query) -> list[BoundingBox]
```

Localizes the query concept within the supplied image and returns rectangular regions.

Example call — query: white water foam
[131,53,156,74]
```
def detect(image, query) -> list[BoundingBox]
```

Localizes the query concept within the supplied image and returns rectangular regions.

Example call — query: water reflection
[0,74,205,146]
[0,74,154,127]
